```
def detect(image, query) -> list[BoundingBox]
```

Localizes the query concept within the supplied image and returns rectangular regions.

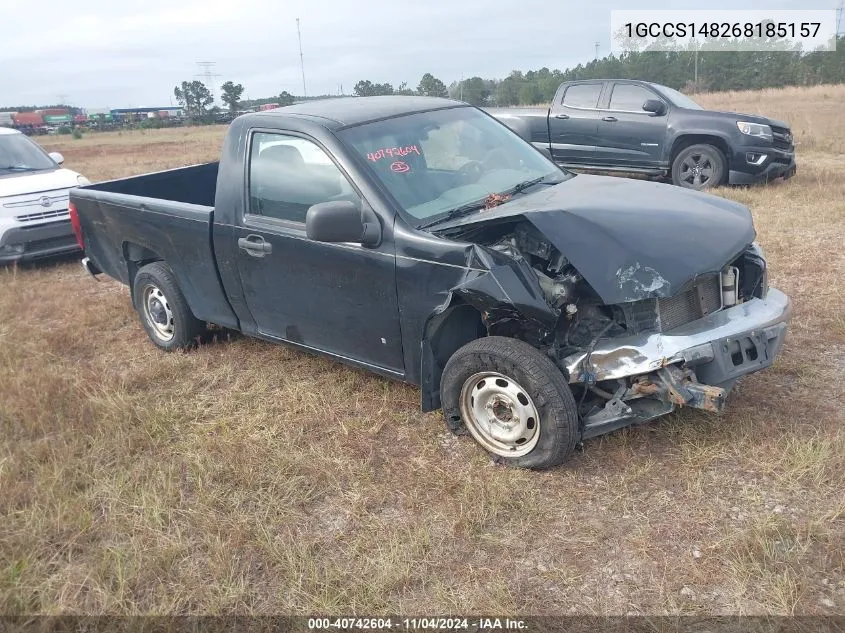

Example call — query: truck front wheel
[671,144,726,190]
[132,262,205,351]
[440,336,579,469]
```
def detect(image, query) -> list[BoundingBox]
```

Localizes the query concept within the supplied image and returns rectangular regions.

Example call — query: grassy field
[1,85,844,616]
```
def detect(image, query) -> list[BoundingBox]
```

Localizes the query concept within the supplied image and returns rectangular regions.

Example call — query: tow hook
[81,257,101,280]
[655,365,726,413]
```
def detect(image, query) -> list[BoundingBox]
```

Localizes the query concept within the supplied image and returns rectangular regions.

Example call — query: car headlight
[77,175,91,186]
[736,121,773,141]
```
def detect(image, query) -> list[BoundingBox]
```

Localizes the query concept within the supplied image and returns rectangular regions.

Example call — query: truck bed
[484,107,551,150]
[83,162,219,206]
[72,162,239,329]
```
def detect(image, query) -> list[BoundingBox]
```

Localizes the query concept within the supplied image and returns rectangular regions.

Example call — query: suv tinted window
[609,84,656,112]
[562,83,602,108]
[248,132,360,223]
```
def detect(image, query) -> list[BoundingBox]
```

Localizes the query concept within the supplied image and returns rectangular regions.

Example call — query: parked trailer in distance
[12,113,44,126]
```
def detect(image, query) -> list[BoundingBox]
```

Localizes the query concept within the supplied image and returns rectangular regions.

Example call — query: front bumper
[0,220,80,264]
[564,288,791,389]
[729,146,796,185]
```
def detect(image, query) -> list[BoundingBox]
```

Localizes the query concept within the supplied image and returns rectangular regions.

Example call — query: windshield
[339,107,569,224]
[652,84,703,110]
[0,133,57,173]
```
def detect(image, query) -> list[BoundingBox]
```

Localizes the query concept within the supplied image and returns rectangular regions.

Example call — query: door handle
[554,113,570,119]
[601,116,618,122]
[238,234,272,257]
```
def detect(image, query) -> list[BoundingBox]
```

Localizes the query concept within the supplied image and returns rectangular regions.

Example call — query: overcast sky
[1,0,825,108]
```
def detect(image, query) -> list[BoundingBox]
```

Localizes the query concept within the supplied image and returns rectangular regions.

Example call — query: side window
[248,132,360,223]
[562,83,602,109]
[609,84,657,112]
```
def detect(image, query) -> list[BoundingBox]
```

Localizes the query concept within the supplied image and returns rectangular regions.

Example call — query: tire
[440,336,579,469]
[671,144,726,190]
[132,262,205,351]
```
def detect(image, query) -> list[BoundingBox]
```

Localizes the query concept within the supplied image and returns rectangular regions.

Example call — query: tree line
[350,37,845,107]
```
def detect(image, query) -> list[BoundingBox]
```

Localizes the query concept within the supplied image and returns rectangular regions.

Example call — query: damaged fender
[418,243,560,412]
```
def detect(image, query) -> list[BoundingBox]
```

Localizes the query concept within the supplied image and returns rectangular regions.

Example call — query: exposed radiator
[656,275,722,331]
[621,274,724,334]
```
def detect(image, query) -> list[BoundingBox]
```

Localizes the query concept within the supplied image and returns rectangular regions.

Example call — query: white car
[0,127,90,264]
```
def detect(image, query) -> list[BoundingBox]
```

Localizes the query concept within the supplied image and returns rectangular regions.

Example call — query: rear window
[562,84,602,109]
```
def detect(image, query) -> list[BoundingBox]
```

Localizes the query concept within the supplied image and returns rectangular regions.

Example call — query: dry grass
[2,85,844,615]
[695,84,845,155]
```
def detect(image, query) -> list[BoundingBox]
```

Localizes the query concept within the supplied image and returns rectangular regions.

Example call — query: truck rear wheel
[132,262,205,351]
[440,336,579,469]
[671,144,725,190]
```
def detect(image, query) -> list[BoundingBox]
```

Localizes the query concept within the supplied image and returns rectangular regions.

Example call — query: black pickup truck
[70,96,791,469]
[489,79,797,190]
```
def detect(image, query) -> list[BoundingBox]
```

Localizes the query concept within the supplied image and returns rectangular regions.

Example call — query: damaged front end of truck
[431,178,791,440]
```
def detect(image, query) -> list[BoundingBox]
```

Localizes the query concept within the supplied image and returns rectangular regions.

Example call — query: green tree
[518,82,543,105]
[457,77,490,106]
[416,73,448,97]
[395,82,416,95]
[220,81,244,113]
[278,91,296,106]
[353,80,394,96]
[173,80,213,120]
[495,71,522,106]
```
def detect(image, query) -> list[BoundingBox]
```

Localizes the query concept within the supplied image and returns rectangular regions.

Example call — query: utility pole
[595,41,600,59]
[195,61,221,104]
[694,46,699,85]
[297,18,307,98]
[838,0,844,36]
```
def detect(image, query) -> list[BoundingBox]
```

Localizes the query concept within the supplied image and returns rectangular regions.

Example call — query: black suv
[489,79,796,190]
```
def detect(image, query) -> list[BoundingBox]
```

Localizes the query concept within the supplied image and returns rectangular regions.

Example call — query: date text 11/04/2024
[307,617,528,630]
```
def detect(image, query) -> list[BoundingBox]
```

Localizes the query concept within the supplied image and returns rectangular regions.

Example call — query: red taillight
[68,201,84,249]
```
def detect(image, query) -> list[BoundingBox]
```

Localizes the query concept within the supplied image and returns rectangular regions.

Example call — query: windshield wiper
[0,165,34,171]
[417,197,490,229]
[417,175,554,230]
[504,175,550,196]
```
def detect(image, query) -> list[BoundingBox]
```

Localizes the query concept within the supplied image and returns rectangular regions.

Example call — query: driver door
[234,130,405,373]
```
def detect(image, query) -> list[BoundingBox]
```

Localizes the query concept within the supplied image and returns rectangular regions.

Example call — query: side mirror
[306,200,381,247]
[49,151,65,164]
[642,99,666,116]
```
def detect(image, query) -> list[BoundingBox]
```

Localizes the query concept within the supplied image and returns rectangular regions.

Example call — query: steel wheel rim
[142,284,175,342]
[680,152,715,187]
[459,371,541,457]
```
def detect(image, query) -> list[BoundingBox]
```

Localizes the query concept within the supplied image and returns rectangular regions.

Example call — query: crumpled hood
[0,168,81,198]
[441,174,756,305]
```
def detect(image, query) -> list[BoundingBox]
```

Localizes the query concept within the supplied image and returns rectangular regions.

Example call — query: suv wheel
[671,144,726,190]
